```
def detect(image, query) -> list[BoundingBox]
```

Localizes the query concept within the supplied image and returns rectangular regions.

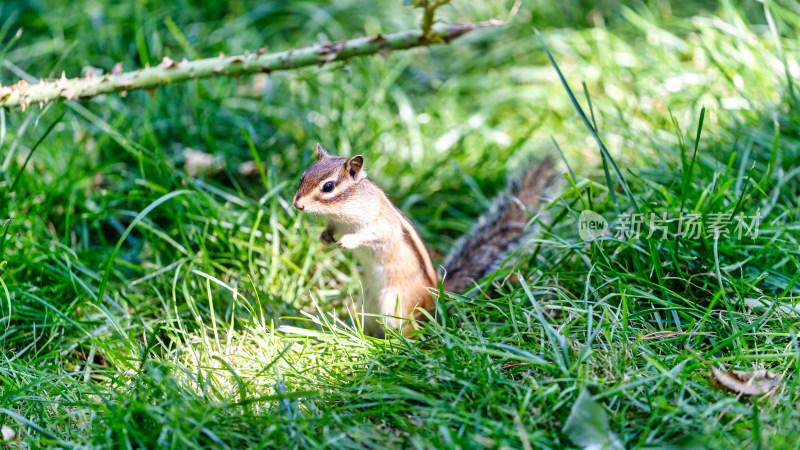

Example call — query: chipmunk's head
[293,143,368,218]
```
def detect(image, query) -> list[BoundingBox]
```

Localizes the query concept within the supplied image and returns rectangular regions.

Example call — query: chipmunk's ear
[345,155,365,180]
[315,143,328,160]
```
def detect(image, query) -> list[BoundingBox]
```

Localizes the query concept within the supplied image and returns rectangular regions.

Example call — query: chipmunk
[293,143,554,337]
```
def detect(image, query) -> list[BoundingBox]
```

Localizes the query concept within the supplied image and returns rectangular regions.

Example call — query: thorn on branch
[158,57,179,69]
[412,0,453,41]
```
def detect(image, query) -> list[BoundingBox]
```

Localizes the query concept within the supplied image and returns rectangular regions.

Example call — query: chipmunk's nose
[293,197,304,210]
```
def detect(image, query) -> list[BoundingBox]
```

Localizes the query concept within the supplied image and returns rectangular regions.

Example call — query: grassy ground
[1,0,799,448]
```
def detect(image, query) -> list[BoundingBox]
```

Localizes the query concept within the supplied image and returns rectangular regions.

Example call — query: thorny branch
[0,21,500,110]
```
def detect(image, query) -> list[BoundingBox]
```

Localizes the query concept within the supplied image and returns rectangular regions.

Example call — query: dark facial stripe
[299,170,337,196]
[317,167,342,183]
[296,156,348,197]
[317,184,356,203]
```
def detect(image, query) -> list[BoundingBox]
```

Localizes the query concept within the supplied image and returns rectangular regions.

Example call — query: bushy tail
[441,158,555,293]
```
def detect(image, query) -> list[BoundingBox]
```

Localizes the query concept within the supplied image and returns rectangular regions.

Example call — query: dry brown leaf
[708,367,780,396]
[1,424,15,440]
[501,361,528,370]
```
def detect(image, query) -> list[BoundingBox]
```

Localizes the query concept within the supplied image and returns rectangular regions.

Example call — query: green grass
[1,0,799,448]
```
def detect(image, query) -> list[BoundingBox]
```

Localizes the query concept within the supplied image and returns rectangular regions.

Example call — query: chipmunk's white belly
[352,247,403,337]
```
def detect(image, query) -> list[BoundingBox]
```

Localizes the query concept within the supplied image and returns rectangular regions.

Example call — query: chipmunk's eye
[322,181,335,193]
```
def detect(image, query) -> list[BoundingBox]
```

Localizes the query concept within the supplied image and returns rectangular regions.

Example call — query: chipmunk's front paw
[337,234,360,249]
[320,228,336,245]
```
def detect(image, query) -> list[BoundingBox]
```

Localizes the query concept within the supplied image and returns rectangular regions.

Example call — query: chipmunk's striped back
[441,159,555,293]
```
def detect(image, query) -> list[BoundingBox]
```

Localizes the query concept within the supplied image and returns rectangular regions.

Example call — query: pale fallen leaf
[1,424,15,440]
[744,297,799,317]
[563,388,624,450]
[708,367,780,396]
[183,148,222,177]
[237,160,260,176]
